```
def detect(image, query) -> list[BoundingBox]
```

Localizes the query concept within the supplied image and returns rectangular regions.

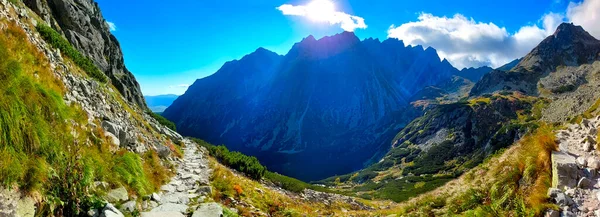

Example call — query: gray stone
[106,186,128,203]
[100,203,124,217]
[191,203,223,217]
[105,131,120,147]
[156,144,171,158]
[150,203,188,213]
[577,156,588,167]
[554,193,574,206]
[551,151,578,189]
[197,186,212,196]
[161,184,176,193]
[101,120,120,136]
[578,177,594,189]
[544,209,560,217]
[141,212,186,217]
[589,156,600,169]
[151,193,161,202]
[565,188,576,197]
[160,193,189,205]
[16,197,36,217]
[547,188,561,198]
[121,201,137,213]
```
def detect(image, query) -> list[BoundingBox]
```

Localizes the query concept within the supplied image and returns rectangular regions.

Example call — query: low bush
[148,111,177,131]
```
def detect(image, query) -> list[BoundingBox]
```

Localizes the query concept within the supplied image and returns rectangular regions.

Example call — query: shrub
[36,24,107,83]
[147,111,177,131]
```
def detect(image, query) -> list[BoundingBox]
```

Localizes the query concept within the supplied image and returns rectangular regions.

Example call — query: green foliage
[553,84,575,94]
[192,138,328,193]
[114,151,152,196]
[35,24,107,83]
[0,21,169,215]
[355,174,455,203]
[192,138,265,180]
[147,111,177,131]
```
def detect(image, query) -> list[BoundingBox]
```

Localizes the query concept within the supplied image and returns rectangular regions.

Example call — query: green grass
[147,111,177,131]
[35,24,107,83]
[0,20,170,215]
[191,138,330,193]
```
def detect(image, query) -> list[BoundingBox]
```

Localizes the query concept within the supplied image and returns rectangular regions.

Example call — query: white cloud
[567,0,600,39]
[387,13,563,69]
[277,0,367,32]
[106,21,117,32]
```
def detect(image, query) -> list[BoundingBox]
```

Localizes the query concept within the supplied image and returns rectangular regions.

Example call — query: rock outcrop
[471,23,600,97]
[23,0,147,108]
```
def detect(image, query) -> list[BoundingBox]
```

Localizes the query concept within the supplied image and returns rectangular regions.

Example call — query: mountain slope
[163,32,457,181]
[23,0,147,108]
[471,23,600,97]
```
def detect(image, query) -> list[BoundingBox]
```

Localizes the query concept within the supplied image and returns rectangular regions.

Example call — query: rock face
[163,32,457,181]
[551,151,578,189]
[368,94,535,177]
[471,23,600,97]
[23,0,147,108]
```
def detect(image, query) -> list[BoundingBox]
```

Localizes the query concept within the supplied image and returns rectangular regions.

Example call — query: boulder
[547,188,561,198]
[16,197,36,217]
[100,203,124,217]
[156,144,171,158]
[141,212,186,217]
[191,203,223,217]
[106,186,128,203]
[151,193,161,202]
[105,132,120,147]
[554,193,574,206]
[101,120,120,136]
[577,156,587,167]
[544,210,560,217]
[551,152,579,189]
[150,203,188,213]
[197,186,213,196]
[578,177,594,189]
[121,201,137,213]
[588,157,600,170]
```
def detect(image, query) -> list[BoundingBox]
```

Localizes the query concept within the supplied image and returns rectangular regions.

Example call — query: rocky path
[549,117,600,216]
[139,138,223,217]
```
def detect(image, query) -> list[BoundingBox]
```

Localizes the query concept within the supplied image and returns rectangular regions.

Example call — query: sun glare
[306,0,336,22]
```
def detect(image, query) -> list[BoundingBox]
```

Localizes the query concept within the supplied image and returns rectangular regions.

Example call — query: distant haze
[145,94,179,112]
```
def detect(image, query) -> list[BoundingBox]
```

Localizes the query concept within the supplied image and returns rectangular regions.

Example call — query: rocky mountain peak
[552,23,597,42]
[513,23,600,73]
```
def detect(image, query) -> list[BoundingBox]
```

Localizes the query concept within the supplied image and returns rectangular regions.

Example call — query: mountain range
[163,31,491,181]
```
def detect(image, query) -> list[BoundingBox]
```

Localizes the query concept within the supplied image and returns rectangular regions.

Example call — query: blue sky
[95,0,592,96]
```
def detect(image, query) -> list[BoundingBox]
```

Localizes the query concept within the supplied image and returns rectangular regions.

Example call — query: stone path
[140,138,223,217]
[550,116,600,217]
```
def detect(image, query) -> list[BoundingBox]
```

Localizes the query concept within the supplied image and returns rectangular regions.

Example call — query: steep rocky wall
[0,0,179,159]
[22,0,147,109]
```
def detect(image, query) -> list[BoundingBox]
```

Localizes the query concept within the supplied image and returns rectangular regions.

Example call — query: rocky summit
[163,32,459,181]
[23,0,146,108]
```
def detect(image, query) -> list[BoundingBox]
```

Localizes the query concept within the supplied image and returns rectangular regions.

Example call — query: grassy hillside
[0,18,170,215]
